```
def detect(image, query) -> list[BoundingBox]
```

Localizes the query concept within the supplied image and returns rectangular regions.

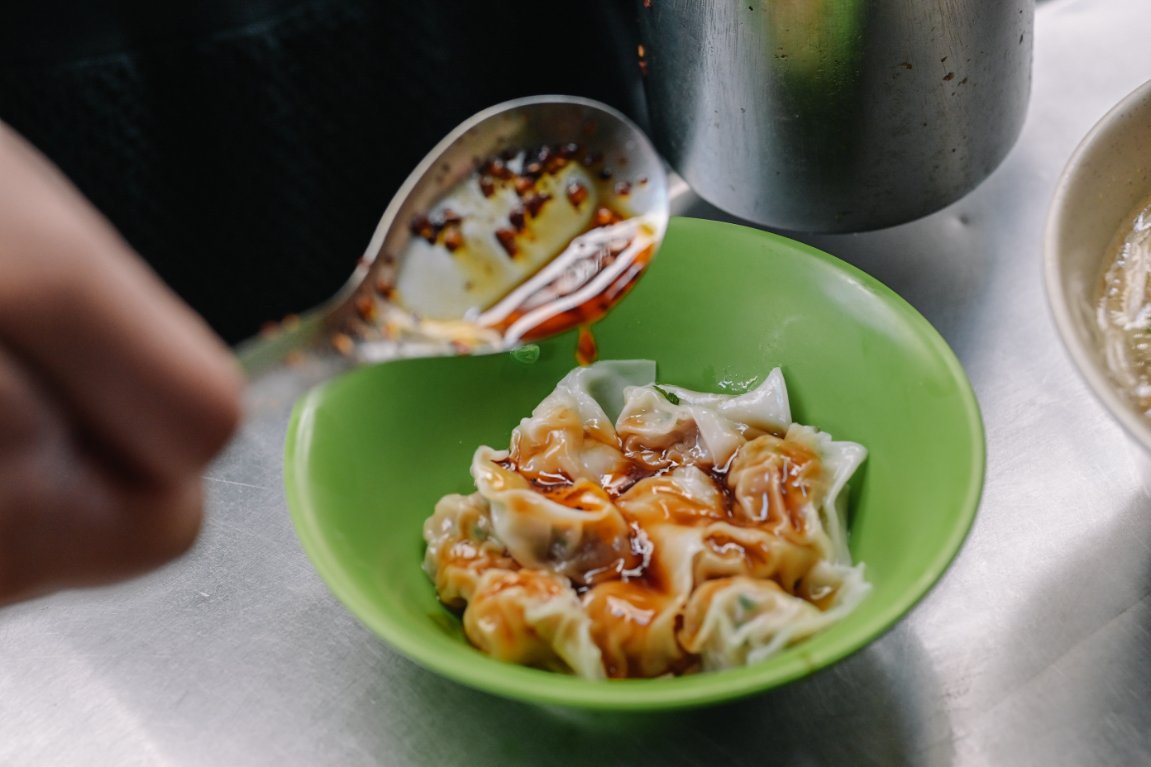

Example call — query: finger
[0,122,243,485]
[0,344,204,604]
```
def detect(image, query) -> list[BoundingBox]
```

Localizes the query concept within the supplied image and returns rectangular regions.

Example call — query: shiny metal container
[637,0,1034,232]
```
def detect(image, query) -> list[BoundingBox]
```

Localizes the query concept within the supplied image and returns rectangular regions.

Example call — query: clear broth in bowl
[1097,195,1151,414]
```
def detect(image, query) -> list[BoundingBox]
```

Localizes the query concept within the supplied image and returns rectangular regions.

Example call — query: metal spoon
[236,95,668,387]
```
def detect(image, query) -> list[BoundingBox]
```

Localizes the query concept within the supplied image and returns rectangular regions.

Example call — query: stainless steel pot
[638,0,1034,232]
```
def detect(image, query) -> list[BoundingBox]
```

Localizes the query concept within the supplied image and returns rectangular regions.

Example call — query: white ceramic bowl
[1045,78,1151,450]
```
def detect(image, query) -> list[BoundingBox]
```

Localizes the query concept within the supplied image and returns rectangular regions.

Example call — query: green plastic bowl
[284,217,985,710]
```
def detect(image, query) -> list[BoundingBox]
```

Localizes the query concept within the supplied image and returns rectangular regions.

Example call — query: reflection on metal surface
[638,0,1034,232]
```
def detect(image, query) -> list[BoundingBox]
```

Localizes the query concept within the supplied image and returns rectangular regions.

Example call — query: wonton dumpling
[614,369,791,471]
[615,464,728,525]
[795,559,870,612]
[523,359,658,446]
[725,424,865,562]
[790,425,868,566]
[422,491,518,608]
[677,575,855,670]
[581,579,688,678]
[473,446,638,586]
[507,360,656,489]
[549,359,658,424]
[692,521,822,593]
[465,569,605,678]
[616,387,743,470]
[726,430,826,541]
[508,379,626,486]
[423,360,871,679]
[662,367,791,433]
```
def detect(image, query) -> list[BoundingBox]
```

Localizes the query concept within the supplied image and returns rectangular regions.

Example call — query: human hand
[0,122,243,605]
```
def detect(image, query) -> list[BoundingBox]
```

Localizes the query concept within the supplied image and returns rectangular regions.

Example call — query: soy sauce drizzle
[576,325,598,366]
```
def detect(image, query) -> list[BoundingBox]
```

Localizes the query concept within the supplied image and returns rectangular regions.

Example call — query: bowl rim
[1043,77,1151,452]
[284,217,986,710]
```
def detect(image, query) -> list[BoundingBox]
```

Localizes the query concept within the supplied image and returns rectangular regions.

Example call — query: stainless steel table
[4,1,1151,764]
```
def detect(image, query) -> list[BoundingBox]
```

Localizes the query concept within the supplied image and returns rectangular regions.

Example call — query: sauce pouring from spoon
[237,95,669,382]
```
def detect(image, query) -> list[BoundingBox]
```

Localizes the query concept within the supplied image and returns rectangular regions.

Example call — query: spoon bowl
[238,96,668,380]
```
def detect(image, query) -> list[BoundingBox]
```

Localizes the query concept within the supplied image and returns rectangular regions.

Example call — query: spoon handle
[236,311,322,375]
[234,308,356,395]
